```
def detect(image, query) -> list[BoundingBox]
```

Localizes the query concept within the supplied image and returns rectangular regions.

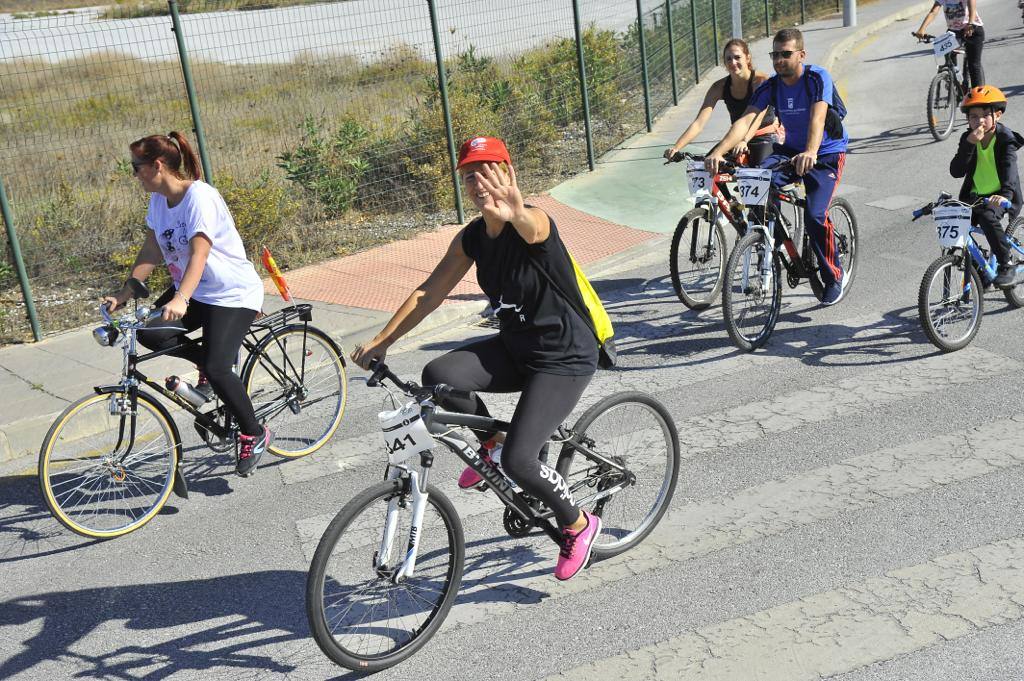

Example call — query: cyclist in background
[351,136,603,581]
[663,38,782,166]
[706,28,850,306]
[101,132,271,477]
[950,86,1024,288]
[913,0,984,89]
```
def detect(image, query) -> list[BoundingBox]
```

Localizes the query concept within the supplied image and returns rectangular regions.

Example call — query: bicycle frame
[377,403,631,581]
[740,188,810,289]
[960,227,1024,284]
[95,304,317,471]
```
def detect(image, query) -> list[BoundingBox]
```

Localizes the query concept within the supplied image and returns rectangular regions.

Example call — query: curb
[823,0,935,73]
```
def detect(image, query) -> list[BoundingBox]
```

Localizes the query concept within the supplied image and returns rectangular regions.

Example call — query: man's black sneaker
[994,264,1017,289]
[236,426,271,477]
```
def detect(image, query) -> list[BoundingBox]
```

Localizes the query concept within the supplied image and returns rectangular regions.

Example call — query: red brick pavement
[264,194,658,311]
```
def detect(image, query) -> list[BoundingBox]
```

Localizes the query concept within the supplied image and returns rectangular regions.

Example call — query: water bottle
[165,375,209,408]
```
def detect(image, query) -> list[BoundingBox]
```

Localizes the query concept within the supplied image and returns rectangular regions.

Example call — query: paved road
[4,1,1024,679]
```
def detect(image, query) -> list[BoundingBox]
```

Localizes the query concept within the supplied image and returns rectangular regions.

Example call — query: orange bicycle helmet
[960,85,1008,113]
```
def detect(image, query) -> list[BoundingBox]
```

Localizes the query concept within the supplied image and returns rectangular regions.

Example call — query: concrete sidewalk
[0,0,928,466]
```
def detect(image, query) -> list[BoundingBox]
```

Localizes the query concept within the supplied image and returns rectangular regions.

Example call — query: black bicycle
[305,360,680,672]
[721,160,858,351]
[915,31,969,141]
[38,278,348,539]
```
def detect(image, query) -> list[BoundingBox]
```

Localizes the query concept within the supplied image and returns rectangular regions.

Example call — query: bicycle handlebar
[366,359,476,404]
[99,303,162,326]
[910,192,1009,221]
[665,150,740,174]
[912,31,935,43]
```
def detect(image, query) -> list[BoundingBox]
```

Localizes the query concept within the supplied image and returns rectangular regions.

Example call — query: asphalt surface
[4,1,1024,680]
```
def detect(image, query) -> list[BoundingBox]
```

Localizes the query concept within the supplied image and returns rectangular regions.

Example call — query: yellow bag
[569,254,614,345]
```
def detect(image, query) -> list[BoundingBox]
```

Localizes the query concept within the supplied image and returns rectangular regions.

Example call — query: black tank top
[720,74,776,127]
[461,213,598,376]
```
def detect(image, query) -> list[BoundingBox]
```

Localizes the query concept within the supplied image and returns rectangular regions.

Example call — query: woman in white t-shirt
[102,131,269,477]
[914,0,984,89]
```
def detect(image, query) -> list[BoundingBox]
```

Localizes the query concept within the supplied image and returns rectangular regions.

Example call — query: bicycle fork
[741,224,775,293]
[378,466,430,583]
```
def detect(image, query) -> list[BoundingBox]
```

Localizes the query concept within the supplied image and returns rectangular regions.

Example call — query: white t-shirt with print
[145,181,264,312]
[936,0,981,31]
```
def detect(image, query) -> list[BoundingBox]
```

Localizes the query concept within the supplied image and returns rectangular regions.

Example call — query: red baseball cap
[456,136,511,170]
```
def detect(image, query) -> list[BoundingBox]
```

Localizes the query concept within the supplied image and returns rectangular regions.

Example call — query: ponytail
[167,131,202,181]
[129,131,202,181]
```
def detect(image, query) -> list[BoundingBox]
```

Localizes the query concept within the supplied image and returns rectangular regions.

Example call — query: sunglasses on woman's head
[769,50,797,60]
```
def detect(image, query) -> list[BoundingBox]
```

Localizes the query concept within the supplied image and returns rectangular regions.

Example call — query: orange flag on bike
[261,246,292,302]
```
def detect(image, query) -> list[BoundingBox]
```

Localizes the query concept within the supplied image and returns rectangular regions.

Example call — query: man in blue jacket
[706,28,849,305]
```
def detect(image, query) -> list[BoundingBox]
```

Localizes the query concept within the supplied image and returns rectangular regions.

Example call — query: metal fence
[0,0,844,343]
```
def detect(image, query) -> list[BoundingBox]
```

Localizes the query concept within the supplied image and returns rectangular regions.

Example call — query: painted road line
[443,415,1024,627]
[546,536,1024,680]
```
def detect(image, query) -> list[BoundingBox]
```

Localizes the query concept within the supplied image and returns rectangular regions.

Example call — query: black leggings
[956,25,985,90]
[422,335,592,528]
[137,287,261,436]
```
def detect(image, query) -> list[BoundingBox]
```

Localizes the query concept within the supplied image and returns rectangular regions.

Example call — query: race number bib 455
[933,31,958,59]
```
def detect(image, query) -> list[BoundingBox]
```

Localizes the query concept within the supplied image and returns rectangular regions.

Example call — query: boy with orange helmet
[950,85,1024,288]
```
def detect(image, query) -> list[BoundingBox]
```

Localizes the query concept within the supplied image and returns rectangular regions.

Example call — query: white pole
[844,0,857,27]
[732,0,742,39]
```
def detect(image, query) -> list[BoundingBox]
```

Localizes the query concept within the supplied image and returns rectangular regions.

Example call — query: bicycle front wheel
[307,479,465,673]
[1002,216,1024,308]
[828,196,859,293]
[722,230,782,351]
[556,392,679,559]
[38,390,179,539]
[244,325,347,458]
[927,69,957,141]
[918,253,984,352]
[669,206,727,310]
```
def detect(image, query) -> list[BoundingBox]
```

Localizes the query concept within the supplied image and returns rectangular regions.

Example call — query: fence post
[571,0,596,170]
[427,0,464,223]
[168,1,214,185]
[0,176,41,341]
[690,0,700,83]
[763,0,771,37]
[635,0,653,132]
[710,0,719,65]
[665,0,678,105]
[800,0,806,25]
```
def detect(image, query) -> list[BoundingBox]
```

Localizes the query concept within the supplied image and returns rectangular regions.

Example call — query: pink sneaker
[458,440,499,490]
[458,451,494,489]
[554,510,602,581]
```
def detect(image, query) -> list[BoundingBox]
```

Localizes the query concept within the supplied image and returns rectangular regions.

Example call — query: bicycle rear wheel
[918,253,984,352]
[927,69,957,141]
[1002,217,1024,308]
[244,325,347,457]
[669,206,727,310]
[828,196,859,292]
[38,390,179,539]
[722,230,782,351]
[306,479,464,673]
[556,392,679,559]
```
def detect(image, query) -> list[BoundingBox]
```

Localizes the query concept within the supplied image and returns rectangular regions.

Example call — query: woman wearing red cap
[352,135,601,581]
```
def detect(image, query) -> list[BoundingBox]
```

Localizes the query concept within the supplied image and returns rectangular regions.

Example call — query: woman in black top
[351,136,603,581]
[663,38,781,165]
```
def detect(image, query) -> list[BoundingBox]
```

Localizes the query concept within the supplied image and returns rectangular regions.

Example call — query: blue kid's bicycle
[911,193,1024,351]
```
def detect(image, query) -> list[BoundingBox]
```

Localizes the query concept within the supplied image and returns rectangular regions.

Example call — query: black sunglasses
[130,159,150,173]
[769,50,798,60]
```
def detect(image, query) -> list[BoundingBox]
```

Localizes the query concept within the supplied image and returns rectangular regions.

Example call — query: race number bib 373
[686,161,711,197]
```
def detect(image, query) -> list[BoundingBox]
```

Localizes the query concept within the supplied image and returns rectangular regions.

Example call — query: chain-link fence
[0,0,845,343]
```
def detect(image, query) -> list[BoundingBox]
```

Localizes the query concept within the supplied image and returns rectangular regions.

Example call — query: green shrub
[217,171,299,252]
[277,116,370,219]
